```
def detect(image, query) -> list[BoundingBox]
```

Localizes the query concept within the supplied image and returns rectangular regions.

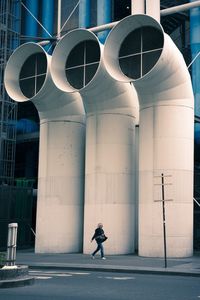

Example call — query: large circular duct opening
[19,52,47,98]
[119,26,164,80]
[65,40,100,89]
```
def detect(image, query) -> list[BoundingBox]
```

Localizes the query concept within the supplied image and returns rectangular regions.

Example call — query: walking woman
[91,223,107,259]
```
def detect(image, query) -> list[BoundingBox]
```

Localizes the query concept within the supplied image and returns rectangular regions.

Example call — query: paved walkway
[15,249,200,277]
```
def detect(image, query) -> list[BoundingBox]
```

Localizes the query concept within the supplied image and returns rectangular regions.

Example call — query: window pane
[20,54,36,79]
[19,78,35,98]
[36,53,47,75]
[36,75,46,93]
[66,42,85,68]
[85,40,100,64]
[66,66,84,89]
[142,50,162,76]
[142,27,163,52]
[20,53,47,80]
[119,55,141,79]
[85,63,99,86]
[119,28,141,57]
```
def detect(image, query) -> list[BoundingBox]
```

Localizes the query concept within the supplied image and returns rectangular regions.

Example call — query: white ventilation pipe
[104,14,194,258]
[145,0,160,22]
[131,0,145,15]
[51,29,139,254]
[4,42,85,253]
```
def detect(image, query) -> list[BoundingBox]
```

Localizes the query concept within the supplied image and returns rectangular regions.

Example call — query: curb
[28,263,200,278]
[0,265,35,288]
[0,276,35,289]
[0,265,28,280]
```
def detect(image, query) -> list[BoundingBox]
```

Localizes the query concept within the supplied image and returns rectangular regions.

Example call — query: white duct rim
[103,14,164,84]
[4,42,85,119]
[4,42,50,102]
[51,28,139,118]
[103,13,193,109]
[51,28,102,93]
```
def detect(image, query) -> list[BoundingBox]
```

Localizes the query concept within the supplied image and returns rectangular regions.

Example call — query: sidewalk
[15,249,200,277]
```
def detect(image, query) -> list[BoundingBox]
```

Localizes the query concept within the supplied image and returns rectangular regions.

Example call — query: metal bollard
[6,223,18,266]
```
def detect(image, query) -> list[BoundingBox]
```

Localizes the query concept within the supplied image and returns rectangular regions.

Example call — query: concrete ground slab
[13,249,200,278]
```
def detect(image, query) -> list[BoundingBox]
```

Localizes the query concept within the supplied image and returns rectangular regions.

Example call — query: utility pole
[154,173,173,268]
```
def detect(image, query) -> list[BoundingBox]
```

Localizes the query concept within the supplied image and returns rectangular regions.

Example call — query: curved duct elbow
[51,28,138,117]
[4,42,84,121]
[104,14,193,106]
[104,14,194,258]
[52,29,139,255]
[5,43,85,254]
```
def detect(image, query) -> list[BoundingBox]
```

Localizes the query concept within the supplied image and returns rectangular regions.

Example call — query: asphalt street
[1,268,200,300]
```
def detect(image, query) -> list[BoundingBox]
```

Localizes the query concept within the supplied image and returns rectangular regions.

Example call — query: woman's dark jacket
[91,228,105,243]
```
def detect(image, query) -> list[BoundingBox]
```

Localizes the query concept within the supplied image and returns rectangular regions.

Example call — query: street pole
[154,174,173,268]
[161,173,167,268]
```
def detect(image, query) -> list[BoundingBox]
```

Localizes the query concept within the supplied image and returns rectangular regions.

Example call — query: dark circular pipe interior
[65,40,100,89]
[19,53,47,98]
[119,26,164,80]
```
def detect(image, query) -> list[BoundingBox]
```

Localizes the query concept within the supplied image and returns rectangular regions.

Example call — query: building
[1,0,200,254]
